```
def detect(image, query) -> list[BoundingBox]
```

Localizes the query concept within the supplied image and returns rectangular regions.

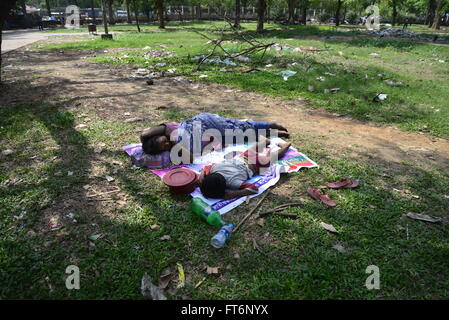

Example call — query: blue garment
[176,113,269,154]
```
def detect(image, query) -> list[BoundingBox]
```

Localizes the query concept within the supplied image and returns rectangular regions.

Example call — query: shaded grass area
[1,97,448,299]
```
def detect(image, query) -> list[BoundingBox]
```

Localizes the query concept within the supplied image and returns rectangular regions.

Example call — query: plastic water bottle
[190,198,225,227]
[211,224,234,248]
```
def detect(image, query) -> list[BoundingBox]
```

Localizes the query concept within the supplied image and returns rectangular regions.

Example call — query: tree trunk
[156,0,165,29]
[234,0,241,28]
[335,0,342,26]
[91,0,96,24]
[256,0,266,33]
[426,0,436,26]
[126,0,132,24]
[134,8,140,32]
[287,0,296,24]
[302,4,307,25]
[431,0,444,30]
[107,0,115,25]
[392,0,398,26]
[101,0,109,34]
[46,0,51,16]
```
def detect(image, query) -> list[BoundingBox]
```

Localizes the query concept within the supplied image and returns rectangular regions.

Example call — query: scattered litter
[198,74,208,78]
[105,175,114,182]
[135,68,148,74]
[369,53,380,57]
[324,72,335,76]
[332,244,346,253]
[150,224,160,231]
[279,70,296,81]
[144,50,174,59]
[316,76,325,82]
[141,273,167,300]
[176,263,185,288]
[308,85,315,92]
[406,212,442,223]
[4,64,13,69]
[94,148,103,154]
[89,233,104,241]
[330,88,340,93]
[155,62,167,67]
[14,210,27,220]
[338,51,344,56]
[385,79,403,87]
[219,68,227,72]
[438,60,445,63]
[143,46,150,50]
[75,124,87,129]
[444,195,449,199]
[160,235,171,241]
[67,171,73,176]
[320,222,338,233]
[159,269,174,289]
[66,212,75,220]
[2,149,14,156]
[234,55,251,63]
[132,245,141,250]
[373,93,388,102]
[194,277,206,289]
[206,266,219,274]
[167,68,176,73]
[265,64,273,67]
[365,28,424,39]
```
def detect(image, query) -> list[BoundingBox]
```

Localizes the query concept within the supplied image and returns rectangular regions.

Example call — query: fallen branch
[258,202,303,218]
[233,190,271,233]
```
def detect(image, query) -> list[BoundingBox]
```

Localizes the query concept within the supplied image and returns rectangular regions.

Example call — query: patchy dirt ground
[2,42,448,173]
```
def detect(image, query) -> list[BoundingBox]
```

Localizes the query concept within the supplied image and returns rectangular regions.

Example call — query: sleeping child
[198,138,291,200]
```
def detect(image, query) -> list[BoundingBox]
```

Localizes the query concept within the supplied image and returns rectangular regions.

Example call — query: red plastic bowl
[162,167,198,194]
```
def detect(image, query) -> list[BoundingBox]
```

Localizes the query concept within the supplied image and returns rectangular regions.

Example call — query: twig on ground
[233,190,271,233]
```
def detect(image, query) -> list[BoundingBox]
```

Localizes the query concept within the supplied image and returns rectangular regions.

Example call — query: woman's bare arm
[140,125,166,143]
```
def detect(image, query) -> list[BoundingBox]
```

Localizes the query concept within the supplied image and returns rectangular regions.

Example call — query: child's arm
[223,189,256,200]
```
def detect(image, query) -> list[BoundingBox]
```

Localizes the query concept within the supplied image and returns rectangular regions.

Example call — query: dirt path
[2,46,449,172]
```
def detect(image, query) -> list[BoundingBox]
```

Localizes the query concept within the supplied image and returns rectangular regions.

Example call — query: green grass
[41,22,449,138]
[2,21,449,299]
[1,98,448,299]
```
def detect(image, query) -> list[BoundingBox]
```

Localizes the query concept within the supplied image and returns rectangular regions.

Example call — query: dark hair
[200,173,226,199]
[142,135,162,155]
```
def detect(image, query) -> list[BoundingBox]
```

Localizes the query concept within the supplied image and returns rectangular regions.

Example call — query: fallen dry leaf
[406,212,442,223]
[320,222,338,233]
[159,271,174,289]
[206,266,219,274]
[150,224,160,231]
[160,235,171,241]
[332,244,346,253]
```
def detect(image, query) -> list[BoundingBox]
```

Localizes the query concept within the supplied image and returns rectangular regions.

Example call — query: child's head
[200,173,226,199]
